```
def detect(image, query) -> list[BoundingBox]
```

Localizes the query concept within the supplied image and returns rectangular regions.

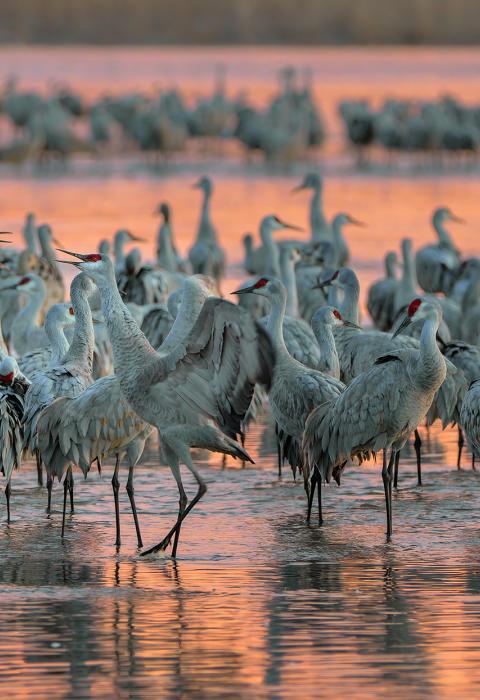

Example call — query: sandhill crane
[6,274,50,355]
[37,224,65,305]
[234,277,343,481]
[113,229,145,275]
[18,302,74,378]
[367,251,399,331]
[37,274,216,548]
[292,172,331,243]
[188,176,225,292]
[460,380,480,469]
[330,212,364,267]
[310,306,359,379]
[241,214,304,279]
[155,202,186,273]
[0,356,30,522]
[303,298,446,539]
[415,207,463,294]
[57,249,274,558]
[23,273,95,509]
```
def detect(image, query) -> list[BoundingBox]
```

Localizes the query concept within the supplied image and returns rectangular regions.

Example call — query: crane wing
[143,298,275,437]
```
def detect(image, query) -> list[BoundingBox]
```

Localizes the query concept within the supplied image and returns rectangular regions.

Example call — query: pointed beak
[343,320,361,329]
[313,274,335,290]
[52,236,63,246]
[291,184,306,193]
[129,234,146,242]
[347,215,366,227]
[450,213,466,224]
[231,283,256,296]
[278,219,304,232]
[0,232,14,244]
[392,316,411,338]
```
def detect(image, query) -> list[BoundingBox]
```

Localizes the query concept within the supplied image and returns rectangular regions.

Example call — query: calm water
[1,47,480,699]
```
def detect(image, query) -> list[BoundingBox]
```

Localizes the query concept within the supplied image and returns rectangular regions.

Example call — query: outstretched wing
[142,298,275,438]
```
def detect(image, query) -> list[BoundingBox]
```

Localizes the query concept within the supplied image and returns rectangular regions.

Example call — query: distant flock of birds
[0,67,323,165]
[1,171,480,555]
[341,95,480,164]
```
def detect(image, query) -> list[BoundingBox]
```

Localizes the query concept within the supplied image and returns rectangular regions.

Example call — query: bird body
[415,207,462,294]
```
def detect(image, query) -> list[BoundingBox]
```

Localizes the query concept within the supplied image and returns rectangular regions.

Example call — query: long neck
[160,286,206,351]
[266,293,288,355]
[11,286,46,353]
[310,183,327,242]
[415,316,444,391]
[386,256,396,280]
[157,224,177,272]
[340,284,359,325]
[434,218,454,248]
[23,222,36,254]
[114,236,126,266]
[313,323,340,379]
[39,233,55,263]
[401,244,418,297]
[98,272,157,382]
[281,256,299,317]
[260,226,281,278]
[45,317,70,364]
[198,190,215,242]
[62,289,94,373]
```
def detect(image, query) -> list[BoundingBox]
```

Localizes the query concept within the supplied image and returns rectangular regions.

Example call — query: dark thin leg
[126,464,143,548]
[457,426,464,469]
[414,430,422,486]
[69,468,74,513]
[46,475,53,514]
[112,454,120,548]
[307,471,317,523]
[277,439,282,478]
[221,454,227,470]
[61,473,69,538]
[473,453,476,471]
[382,450,395,541]
[96,457,102,476]
[317,477,323,525]
[393,451,400,489]
[5,481,11,523]
[36,452,43,486]
[141,475,206,558]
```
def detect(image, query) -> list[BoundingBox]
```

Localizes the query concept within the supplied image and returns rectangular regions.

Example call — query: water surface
[1,47,480,699]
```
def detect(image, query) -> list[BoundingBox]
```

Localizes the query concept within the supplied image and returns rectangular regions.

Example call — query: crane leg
[69,468,74,514]
[414,430,422,486]
[277,439,283,478]
[96,457,102,476]
[473,453,476,470]
[61,473,69,538]
[393,451,400,489]
[5,481,11,523]
[112,454,121,548]
[36,452,43,486]
[317,476,323,526]
[141,446,206,558]
[126,464,143,549]
[46,475,53,514]
[457,426,464,469]
[382,450,395,541]
[307,471,317,523]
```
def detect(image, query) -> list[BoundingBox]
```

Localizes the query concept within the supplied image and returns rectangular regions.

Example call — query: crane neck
[340,283,360,325]
[11,282,46,355]
[415,315,445,391]
[385,255,397,280]
[38,231,55,263]
[312,322,340,379]
[96,268,157,386]
[44,316,70,365]
[400,242,418,297]
[310,183,328,242]
[62,286,94,374]
[161,284,208,352]
[281,254,299,317]
[197,189,216,242]
[156,223,177,272]
[114,235,126,268]
[23,221,37,254]
[434,218,455,249]
[265,291,289,355]
[260,224,281,278]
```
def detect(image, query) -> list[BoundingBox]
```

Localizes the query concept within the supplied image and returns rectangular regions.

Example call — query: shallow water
[1,47,480,698]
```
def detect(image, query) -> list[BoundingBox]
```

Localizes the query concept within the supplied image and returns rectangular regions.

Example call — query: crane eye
[408,298,422,316]
[69,307,74,315]
[254,278,268,289]
[85,254,102,262]
[333,309,342,320]
[19,277,30,285]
